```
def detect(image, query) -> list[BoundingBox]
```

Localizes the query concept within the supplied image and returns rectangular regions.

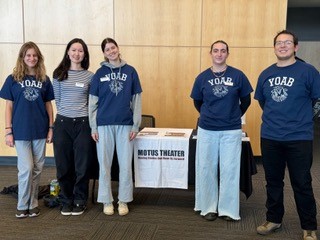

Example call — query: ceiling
[288,0,320,7]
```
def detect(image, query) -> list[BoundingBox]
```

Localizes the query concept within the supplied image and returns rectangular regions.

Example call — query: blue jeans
[194,127,242,220]
[15,139,46,210]
[261,138,317,230]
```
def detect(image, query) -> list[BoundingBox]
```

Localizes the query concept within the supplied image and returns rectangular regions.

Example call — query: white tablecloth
[134,128,193,189]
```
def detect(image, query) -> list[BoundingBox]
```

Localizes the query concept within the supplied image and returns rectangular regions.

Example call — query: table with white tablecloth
[89,128,257,199]
[134,128,193,189]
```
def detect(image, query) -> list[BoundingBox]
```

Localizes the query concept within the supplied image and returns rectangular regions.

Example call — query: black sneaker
[203,212,218,221]
[71,204,86,216]
[16,209,28,218]
[29,207,40,217]
[61,205,73,216]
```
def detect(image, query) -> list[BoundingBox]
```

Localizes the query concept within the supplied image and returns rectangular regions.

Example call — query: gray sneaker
[16,209,28,218]
[29,207,40,217]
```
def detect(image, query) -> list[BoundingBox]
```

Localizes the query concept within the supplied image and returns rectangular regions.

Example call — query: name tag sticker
[224,82,233,86]
[75,82,84,87]
[100,76,110,82]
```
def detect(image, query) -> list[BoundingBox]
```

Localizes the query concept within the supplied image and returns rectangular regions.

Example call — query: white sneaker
[303,230,317,240]
[103,203,114,215]
[118,202,129,216]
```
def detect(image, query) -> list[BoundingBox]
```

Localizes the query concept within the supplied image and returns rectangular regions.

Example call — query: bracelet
[49,126,54,129]
[5,132,13,137]
[5,127,12,129]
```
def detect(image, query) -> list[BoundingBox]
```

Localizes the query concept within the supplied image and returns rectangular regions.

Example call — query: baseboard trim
[0,155,261,166]
[0,156,56,166]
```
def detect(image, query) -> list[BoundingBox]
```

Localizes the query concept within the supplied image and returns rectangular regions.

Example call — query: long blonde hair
[12,41,46,82]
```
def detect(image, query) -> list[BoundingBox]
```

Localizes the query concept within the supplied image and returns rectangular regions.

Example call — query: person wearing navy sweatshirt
[191,40,253,222]
[89,37,142,216]
[255,30,320,240]
[0,42,54,218]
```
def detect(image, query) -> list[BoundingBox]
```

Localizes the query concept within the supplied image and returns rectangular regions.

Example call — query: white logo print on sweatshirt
[271,86,288,102]
[208,77,233,98]
[268,76,294,102]
[23,87,39,101]
[110,79,123,95]
[18,79,42,101]
[100,72,128,96]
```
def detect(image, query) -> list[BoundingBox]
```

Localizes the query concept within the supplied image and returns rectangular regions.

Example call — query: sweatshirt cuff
[131,125,140,132]
[91,127,98,134]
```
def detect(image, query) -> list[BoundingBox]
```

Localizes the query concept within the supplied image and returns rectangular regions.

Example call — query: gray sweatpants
[15,139,46,210]
[96,125,134,204]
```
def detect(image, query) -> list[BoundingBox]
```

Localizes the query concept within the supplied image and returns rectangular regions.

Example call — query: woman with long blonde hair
[0,41,54,218]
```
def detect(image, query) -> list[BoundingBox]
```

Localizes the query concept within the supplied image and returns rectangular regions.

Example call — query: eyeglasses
[275,40,294,46]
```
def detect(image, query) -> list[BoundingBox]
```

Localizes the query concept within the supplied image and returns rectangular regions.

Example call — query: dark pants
[261,138,317,230]
[53,115,96,206]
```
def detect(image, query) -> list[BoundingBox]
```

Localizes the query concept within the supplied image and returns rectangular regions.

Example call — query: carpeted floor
[1,161,319,240]
[1,121,320,239]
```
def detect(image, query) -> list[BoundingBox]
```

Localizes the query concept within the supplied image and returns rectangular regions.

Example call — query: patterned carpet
[1,122,320,240]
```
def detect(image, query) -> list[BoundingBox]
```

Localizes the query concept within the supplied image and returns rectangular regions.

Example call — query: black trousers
[261,138,317,230]
[53,115,96,206]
